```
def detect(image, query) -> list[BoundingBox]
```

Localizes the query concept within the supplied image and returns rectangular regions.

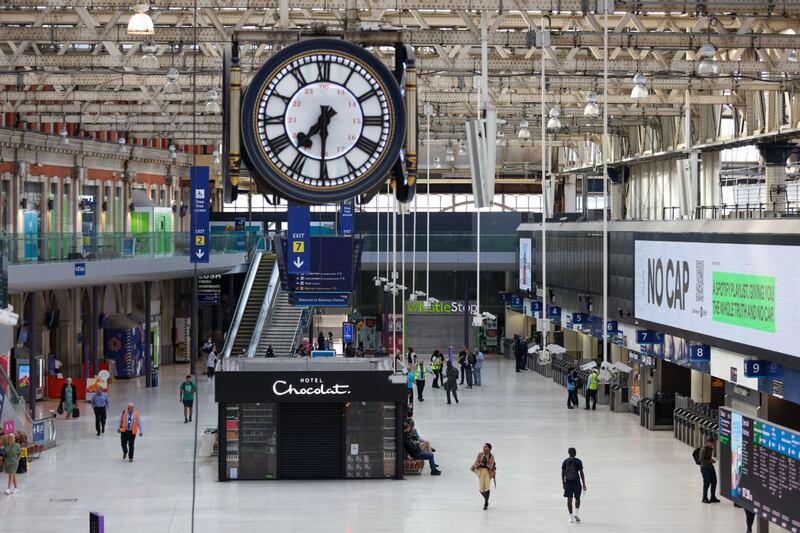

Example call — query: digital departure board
[719,408,800,532]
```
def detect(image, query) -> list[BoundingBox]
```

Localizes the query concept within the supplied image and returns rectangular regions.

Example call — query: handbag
[16,456,27,474]
[57,402,64,415]
[72,407,80,418]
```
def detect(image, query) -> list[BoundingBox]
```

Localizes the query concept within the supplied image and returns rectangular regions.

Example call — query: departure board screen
[719,408,800,532]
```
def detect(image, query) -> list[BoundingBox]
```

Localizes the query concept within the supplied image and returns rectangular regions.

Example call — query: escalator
[228,253,276,357]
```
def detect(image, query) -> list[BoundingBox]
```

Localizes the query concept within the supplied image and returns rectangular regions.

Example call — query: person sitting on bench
[403,424,441,475]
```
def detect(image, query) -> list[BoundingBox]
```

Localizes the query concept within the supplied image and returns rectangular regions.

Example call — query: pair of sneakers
[5,488,18,495]
[568,512,581,523]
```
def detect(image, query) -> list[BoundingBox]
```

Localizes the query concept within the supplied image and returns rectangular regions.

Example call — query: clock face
[242,39,405,204]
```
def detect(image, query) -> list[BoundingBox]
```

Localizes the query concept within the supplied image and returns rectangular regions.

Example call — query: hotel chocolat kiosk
[216,358,406,481]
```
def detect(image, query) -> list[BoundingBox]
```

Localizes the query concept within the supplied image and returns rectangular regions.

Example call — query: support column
[563,175,577,213]
[145,281,152,388]
[92,286,99,376]
[757,142,793,216]
[29,293,37,417]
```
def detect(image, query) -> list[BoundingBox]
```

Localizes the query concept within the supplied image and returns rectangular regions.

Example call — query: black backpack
[692,447,702,465]
[564,458,580,481]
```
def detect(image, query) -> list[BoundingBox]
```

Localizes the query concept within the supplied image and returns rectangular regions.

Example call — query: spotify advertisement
[634,240,800,357]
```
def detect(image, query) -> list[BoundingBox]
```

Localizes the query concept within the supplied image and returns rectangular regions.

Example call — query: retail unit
[216,357,406,481]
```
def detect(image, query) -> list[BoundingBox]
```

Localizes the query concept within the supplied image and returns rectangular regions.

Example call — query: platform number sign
[606,320,619,335]
[743,360,769,378]
[688,344,711,362]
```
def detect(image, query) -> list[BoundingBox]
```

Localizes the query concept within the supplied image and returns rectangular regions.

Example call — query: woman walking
[2,433,21,494]
[471,443,496,509]
[60,377,77,419]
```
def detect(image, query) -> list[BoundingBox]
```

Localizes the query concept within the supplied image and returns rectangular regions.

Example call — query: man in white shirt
[206,346,217,381]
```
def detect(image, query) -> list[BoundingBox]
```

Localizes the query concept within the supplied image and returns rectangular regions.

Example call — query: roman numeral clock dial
[241,39,406,204]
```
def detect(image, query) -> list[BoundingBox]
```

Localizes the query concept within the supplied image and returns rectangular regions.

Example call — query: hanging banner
[519,238,532,290]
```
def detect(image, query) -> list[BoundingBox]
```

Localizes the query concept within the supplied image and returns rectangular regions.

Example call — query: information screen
[634,240,800,357]
[719,408,800,532]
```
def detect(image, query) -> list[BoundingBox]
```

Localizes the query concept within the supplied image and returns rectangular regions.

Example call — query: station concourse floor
[3,358,745,533]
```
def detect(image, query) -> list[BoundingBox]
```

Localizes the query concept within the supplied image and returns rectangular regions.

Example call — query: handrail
[221,251,263,359]
[246,261,281,358]
[289,308,310,357]
[0,359,56,447]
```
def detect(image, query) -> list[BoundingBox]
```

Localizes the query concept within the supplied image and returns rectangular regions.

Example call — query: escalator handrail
[221,251,263,359]
[289,307,310,357]
[247,261,281,358]
[0,362,56,446]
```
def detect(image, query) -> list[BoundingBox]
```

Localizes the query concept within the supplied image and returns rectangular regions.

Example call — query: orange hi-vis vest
[120,410,140,433]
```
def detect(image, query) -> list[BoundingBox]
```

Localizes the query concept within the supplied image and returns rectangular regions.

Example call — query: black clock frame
[240,38,406,205]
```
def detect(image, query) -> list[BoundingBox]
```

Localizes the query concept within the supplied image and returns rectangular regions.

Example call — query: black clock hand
[297,106,337,149]
[320,106,332,164]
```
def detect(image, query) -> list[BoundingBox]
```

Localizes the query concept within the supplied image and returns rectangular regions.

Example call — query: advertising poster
[519,238,532,291]
[359,317,377,355]
[634,240,800,357]
[387,314,403,356]
[86,369,110,401]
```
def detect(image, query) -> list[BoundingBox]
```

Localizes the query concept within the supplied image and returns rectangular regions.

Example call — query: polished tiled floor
[3,358,746,533]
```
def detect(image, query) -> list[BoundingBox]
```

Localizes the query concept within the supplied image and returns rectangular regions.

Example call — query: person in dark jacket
[445,360,459,405]
[345,342,356,357]
[514,336,525,372]
[317,332,326,351]
[265,345,275,357]
[458,347,468,385]
[700,437,720,503]
[403,424,441,475]
[59,378,78,419]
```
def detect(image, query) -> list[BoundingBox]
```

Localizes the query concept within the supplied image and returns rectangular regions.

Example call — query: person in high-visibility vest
[118,403,144,462]
[584,370,599,411]
[414,359,428,402]
[430,349,444,388]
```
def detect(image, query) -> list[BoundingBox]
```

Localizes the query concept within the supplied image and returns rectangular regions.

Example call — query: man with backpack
[694,437,720,503]
[562,447,587,523]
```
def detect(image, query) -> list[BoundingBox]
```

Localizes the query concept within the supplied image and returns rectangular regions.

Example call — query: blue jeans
[414,450,438,470]
[474,367,482,385]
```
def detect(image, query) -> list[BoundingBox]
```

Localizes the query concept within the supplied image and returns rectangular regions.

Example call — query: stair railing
[221,251,263,359]
[246,261,282,358]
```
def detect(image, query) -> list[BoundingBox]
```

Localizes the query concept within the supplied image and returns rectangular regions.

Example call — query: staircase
[256,288,303,356]
[230,254,275,357]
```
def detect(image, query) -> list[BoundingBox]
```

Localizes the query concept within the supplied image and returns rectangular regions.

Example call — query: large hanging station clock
[234,38,409,205]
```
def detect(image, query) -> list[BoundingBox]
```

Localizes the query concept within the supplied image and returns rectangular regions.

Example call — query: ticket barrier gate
[640,394,675,431]
[532,356,553,378]
[552,358,571,387]
[673,398,719,448]
[609,384,628,412]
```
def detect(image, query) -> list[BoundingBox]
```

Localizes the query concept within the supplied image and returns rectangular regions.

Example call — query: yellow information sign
[293,241,305,253]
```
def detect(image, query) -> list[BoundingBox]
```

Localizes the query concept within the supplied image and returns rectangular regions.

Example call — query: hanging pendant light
[205,89,221,114]
[457,141,467,156]
[140,40,159,69]
[496,129,505,143]
[631,72,649,99]
[164,67,181,93]
[127,3,155,36]
[547,105,562,130]
[517,119,531,140]
[433,156,441,169]
[583,92,600,117]
[696,43,720,77]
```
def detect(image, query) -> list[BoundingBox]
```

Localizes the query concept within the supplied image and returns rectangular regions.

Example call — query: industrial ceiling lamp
[164,67,181,93]
[433,156,441,169]
[696,43,720,77]
[583,92,600,117]
[117,135,127,153]
[517,119,531,140]
[631,72,649,99]
[168,143,178,161]
[496,128,505,143]
[457,141,467,156]
[547,105,562,130]
[205,89,221,114]
[444,144,455,162]
[127,3,155,36]
[140,40,159,69]
[212,150,221,165]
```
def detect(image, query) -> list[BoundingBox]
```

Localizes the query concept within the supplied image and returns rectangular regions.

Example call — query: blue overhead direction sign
[287,204,311,274]
[636,330,664,345]
[285,237,355,293]
[340,200,354,236]
[290,292,350,307]
[190,166,210,264]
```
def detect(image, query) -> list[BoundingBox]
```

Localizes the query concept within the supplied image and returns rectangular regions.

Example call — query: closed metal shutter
[729,397,759,418]
[406,314,478,356]
[278,403,344,479]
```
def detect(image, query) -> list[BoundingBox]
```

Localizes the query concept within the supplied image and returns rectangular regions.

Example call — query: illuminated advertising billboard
[634,240,800,357]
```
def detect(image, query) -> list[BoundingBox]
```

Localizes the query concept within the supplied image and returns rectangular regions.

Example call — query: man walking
[90,389,109,436]
[413,359,427,402]
[584,369,598,410]
[562,447,587,523]
[206,345,217,381]
[514,336,525,372]
[465,348,475,388]
[699,437,720,503]
[458,346,468,385]
[179,375,197,423]
[118,403,143,462]
[444,360,459,405]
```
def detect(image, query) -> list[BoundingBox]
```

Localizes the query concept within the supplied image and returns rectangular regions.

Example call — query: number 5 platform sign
[190,166,210,264]
[287,204,310,274]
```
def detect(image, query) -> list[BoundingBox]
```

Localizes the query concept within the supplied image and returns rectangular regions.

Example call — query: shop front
[216,358,406,481]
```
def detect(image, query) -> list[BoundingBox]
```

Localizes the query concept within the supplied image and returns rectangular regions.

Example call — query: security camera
[427,297,439,304]
[374,276,387,287]
[600,361,616,371]
[0,306,19,327]
[580,361,598,371]
[546,344,567,355]
[422,300,432,310]
[481,311,496,321]
[613,361,633,373]
[527,344,541,354]
[414,290,426,297]
[409,294,418,301]
[537,350,552,364]
[472,315,484,327]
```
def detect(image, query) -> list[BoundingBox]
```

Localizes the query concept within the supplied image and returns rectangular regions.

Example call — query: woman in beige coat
[471,443,496,510]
